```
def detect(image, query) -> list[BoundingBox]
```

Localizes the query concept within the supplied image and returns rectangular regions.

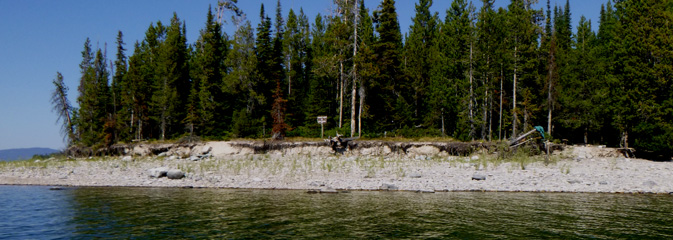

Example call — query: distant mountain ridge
[0,148,60,161]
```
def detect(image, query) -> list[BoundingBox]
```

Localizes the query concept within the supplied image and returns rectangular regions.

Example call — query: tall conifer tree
[372,0,404,131]
[112,31,129,142]
[405,0,438,127]
[191,6,228,137]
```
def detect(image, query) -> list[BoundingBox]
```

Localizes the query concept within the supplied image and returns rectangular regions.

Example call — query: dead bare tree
[51,72,75,145]
[350,0,359,137]
[217,0,245,28]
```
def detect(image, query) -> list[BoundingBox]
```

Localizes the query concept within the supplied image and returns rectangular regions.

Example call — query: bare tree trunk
[512,44,518,138]
[130,108,134,134]
[441,110,445,136]
[288,57,292,96]
[358,86,364,137]
[547,45,555,135]
[484,56,490,141]
[469,39,475,141]
[482,73,488,141]
[351,64,357,137]
[547,49,554,135]
[160,76,167,141]
[161,108,166,141]
[547,82,552,135]
[488,92,492,142]
[523,107,528,133]
[339,61,343,128]
[499,65,503,141]
[351,0,358,138]
[137,118,142,140]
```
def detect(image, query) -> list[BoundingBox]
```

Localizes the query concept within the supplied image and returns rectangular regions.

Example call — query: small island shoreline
[2,141,672,194]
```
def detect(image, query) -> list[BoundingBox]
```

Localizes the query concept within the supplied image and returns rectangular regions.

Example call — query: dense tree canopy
[52,0,673,158]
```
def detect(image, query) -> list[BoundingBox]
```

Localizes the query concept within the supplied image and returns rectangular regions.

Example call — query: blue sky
[0,0,605,150]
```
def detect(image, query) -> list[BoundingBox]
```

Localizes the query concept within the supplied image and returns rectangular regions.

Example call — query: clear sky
[0,0,605,151]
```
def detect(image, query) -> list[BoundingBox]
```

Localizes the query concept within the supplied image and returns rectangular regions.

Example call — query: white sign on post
[317,116,327,138]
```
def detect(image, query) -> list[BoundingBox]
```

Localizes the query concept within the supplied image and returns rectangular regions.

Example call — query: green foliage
[77,47,111,147]
[404,0,438,126]
[370,0,403,131]
[389,127,443,139]
[610,0,673,155]
[122,42,152,141]
[231,109,258,138]
[190,6,229,137]
[286,126,319,138]
[305,14,331,126]
[56,1,673,158]
[112,31,128,142]
[152,13,190,140]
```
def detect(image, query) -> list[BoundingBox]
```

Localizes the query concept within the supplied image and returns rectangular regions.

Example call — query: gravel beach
[1,144,671,194]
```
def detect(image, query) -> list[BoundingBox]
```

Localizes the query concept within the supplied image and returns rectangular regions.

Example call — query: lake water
[1,185,672,239]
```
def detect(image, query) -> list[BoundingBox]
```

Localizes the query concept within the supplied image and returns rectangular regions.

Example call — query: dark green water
[1,185,672,239]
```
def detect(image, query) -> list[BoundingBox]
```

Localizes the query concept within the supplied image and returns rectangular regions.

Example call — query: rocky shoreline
[1,141,672,194]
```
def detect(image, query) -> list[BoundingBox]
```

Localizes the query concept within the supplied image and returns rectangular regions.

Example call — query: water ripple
[1,186,672,239]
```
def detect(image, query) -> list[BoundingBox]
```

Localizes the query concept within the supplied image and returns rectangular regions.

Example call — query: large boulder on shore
[191,145,212,156]
[173,147,191,158]
[407,145,440,156]
[472,173,487,181]
[147,167,170,178]
[167,169,185,179]
[133,145,151,156]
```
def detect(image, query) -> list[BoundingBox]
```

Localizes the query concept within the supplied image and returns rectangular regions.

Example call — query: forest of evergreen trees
[51,0,673,156]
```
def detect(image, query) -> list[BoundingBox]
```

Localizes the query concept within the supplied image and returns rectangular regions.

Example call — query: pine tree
[78,38,94,100]
[296,9,313,131]
[476,0,499,141]
[556,16,600,144]
[123,41,152,141]
[506,0,541,138]
[372,0,404,131]
[77,47,111,147]
[611,0,673,155]
[139,22,167,140]
[271,0,286,97]
[325,1,354,130]
[545,27,559,137]
[112,31,129,142]
[405,0,438,127]
[254,4,276,137]
[553,0,572,51]
[190,6,228,137]
[51,72,75,145]
[494,7,511,140]
[152,13,189,140]
[306,14,332,130]
[355,0,378,136]
[438,0,473,140]
[548,0,572,138]
[94,49,113,146]
[225,20,261,138]
[283,9,304,128]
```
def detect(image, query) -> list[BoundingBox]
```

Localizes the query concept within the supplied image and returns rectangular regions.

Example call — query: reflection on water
[1,185,672,239]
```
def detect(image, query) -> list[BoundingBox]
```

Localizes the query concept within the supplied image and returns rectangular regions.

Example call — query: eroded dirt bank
[93,140,491,158]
